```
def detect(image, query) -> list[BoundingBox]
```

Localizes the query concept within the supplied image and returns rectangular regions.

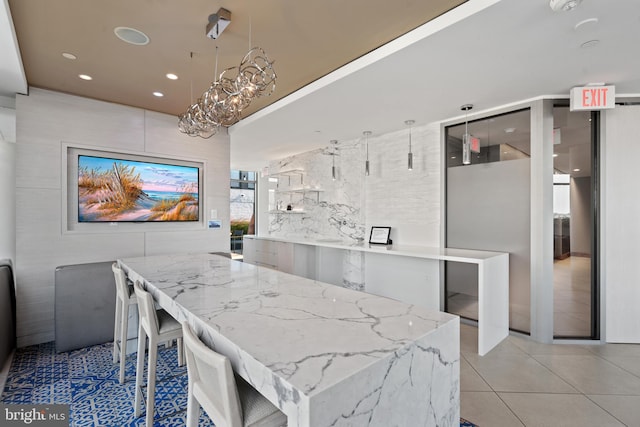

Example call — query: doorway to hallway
[552,106,599,339]
[230,170,257,258]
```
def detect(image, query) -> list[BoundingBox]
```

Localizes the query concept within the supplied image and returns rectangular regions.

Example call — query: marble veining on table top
[119,252,460,426]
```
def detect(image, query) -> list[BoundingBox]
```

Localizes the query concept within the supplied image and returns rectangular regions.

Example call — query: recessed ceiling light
[62,52,77,60]
[553,153,559,157]
[573,168,581,172]
[581,40,600,49]
[114,27,150,45]
[450,156,456,159]
[78,74,92,81]
[166,73,178,80]
[152,92,164,97]
[504,127,516,133]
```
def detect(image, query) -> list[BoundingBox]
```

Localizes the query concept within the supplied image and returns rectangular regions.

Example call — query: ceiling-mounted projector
[549,0,582,12]
[206,8,231,39]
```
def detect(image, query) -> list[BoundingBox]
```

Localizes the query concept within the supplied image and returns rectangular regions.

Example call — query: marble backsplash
[269,140,366,243]
[266,123,440,292]
[268,122,441,248]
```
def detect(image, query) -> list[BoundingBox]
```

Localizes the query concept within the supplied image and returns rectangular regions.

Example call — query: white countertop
[119,252,460,426]
[245,234,507,263]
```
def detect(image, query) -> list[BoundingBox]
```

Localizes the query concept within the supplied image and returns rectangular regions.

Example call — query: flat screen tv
[77,155,200,222]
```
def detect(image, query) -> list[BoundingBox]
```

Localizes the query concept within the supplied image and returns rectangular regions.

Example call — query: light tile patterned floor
[460,324,640,426]
[1,341,477,426]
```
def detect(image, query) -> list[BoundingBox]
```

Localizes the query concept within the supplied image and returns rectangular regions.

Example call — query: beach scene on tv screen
[78,155,199,222]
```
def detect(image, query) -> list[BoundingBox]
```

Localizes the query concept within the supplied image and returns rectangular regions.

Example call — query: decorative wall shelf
[275,188,322,192]
[270,169,305,187]
[269,170,321,212]
[268,210,306,215]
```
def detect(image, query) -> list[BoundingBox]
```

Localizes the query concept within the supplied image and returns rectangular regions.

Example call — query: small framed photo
[369,226,392,245]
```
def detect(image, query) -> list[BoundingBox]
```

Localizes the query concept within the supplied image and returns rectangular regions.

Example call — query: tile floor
[460,323,640,426]
[449,255,594,338]
[5,323,639,426]
[1,341,477,426]
[553,255,591,337]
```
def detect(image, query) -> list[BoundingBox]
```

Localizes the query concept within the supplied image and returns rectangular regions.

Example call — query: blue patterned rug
[1,342,478,426]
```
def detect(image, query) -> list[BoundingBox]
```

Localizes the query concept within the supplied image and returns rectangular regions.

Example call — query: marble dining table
[118,252,460,427]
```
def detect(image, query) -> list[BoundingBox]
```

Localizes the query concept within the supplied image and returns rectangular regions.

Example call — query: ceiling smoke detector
[549,0,582,12]
[206,8,231,39]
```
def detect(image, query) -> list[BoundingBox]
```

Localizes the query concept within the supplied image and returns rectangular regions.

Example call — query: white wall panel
[365,123,441,247]
[144,230,225,255]
[16,90,145,149]
[0,140,15,263]
[15,141,61,189]
[15,88,230,346]
[603,105,640,343]
[570,177,591,256]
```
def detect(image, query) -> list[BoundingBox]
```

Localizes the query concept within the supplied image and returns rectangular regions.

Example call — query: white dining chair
[112,262,137,384]
[133,280,184,427]
[182,321,287,427]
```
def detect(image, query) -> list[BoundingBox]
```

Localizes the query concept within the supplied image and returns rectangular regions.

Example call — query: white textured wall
[267,122,440,247]
[603,105,640,343]
[570,176,591,256]
[0,104,16,265]
[365,123,441,246]
[15,88,230,346]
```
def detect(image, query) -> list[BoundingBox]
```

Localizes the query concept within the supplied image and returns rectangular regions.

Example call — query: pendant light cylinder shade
[363,131,372,177]
[462,134,471,165]
[460,104,473,166]
[405,120,414,171]
[330,139,338,180]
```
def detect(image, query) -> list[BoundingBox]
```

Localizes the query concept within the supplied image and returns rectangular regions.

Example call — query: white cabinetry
[243,238,278,269]
[243,237,313,275]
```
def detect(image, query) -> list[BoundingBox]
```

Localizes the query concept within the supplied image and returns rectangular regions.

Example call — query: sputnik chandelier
[178,9,277,138]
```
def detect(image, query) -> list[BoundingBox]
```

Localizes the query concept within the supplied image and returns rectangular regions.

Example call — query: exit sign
[570,85,615,111]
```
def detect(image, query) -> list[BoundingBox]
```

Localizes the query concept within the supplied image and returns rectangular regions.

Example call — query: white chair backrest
[182,321,243,427]
[133,281,160,336]
[112,263,130,301]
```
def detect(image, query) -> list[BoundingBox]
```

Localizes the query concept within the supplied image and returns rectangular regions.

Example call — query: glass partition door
[445,108,532,334]
[552,107,599,339]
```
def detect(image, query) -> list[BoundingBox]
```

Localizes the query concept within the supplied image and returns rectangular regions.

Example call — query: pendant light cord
[214,46,219,78]
[189,52,194,104]
[409,126,412,153]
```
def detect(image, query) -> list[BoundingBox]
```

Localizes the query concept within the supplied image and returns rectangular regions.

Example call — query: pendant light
[363,131,372,176]
[405,120,415,170]
[461,104,473,165]
[330,140,338,180]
